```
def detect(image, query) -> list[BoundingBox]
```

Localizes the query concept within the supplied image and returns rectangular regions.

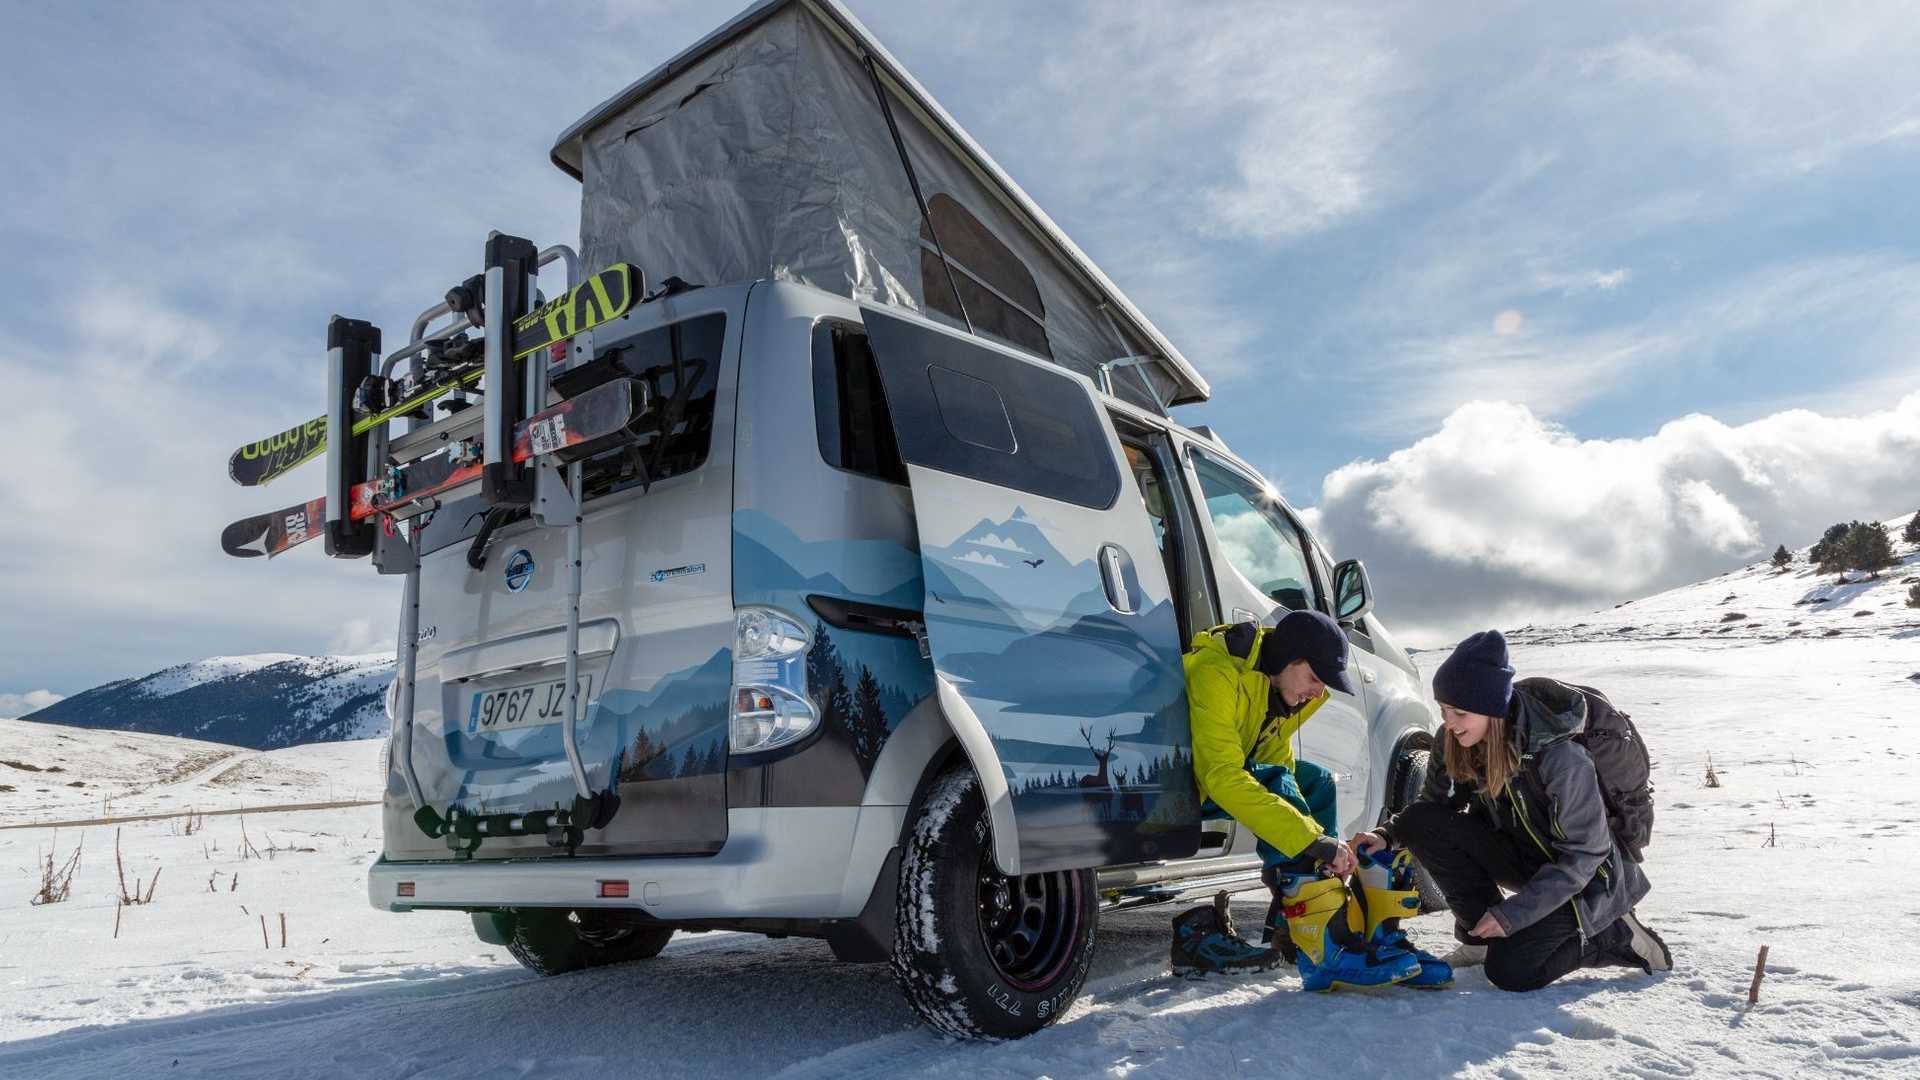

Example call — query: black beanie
[1256,610,1355,696]
[1431,630,1514,717]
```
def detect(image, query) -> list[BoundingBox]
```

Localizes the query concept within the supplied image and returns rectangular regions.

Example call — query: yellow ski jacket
[1183,623,1328,859]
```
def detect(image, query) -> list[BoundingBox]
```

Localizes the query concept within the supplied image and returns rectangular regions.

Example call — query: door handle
[1099,543,1136,614]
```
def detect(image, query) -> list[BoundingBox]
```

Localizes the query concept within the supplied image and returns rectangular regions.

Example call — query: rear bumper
[368,805,905,921]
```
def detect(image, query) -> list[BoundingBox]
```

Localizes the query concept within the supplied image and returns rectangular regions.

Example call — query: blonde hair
[1442,713,1520,799]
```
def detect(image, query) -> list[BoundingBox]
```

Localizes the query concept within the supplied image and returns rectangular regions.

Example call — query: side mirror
[1331,559,1373,625]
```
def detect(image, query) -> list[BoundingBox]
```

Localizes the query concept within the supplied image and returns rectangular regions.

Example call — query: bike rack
[367,237,601,844]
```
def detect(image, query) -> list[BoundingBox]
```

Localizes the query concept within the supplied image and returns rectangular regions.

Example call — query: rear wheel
[1391,748,1449,913]
[502,908,675,975]
[891,767,1097,1039]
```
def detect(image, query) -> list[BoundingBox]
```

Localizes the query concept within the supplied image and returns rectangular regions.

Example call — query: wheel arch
[1367,691,1440,824]
[863,680,1022,875]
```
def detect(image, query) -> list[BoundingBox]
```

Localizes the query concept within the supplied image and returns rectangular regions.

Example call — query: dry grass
[31,832,82,906]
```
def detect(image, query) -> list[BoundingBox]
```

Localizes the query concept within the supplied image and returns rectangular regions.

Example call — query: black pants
[1393,801,1633,992]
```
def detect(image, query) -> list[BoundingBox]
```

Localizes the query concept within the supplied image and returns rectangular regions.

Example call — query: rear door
[390,307,738,861]
[860,307,1200,873]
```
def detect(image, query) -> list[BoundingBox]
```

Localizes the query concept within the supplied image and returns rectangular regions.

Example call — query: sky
[2,1,1918,708]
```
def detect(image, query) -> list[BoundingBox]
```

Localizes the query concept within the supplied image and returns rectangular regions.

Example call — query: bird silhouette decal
[1022,558,1045,568]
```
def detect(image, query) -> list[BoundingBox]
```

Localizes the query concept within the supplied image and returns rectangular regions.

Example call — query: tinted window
[1190,452,1316,611]
[861,308,1118,510]
[812,323,907,484]
[927,365,1016,453]
[416,313,726,555]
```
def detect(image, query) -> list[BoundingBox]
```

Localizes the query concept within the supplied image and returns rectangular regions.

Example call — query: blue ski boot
[1353,846,1453,989]
[1171,890,1282,976]
[1270,870,1420,991]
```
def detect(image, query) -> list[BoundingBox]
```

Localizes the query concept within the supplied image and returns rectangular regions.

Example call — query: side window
[578,313,725,502]
[416,313,726,555]
[812,323,907,484]
[919,193,1054,360]
[1190,452,1317,612]
[1123,445,1171,555]
[860,308,1119,510]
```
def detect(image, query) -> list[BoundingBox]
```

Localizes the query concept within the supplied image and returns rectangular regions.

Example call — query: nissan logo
[504,549,536,593]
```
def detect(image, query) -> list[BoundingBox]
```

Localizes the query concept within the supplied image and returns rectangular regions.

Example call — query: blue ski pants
[1201,760,1339,868]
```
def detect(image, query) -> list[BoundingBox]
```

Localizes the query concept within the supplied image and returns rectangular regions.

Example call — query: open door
[860,307,1200,873]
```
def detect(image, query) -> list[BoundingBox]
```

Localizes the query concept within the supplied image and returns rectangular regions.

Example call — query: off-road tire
[1390,748,1450,913]
[890,767,1098,1039]
[503,908,674,975]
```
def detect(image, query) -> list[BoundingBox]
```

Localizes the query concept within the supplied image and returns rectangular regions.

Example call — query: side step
[1098,864,1269,912]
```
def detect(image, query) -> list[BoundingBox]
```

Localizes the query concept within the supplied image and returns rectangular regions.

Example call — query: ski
[226,263,637,488]
[222,378,644,560]
[221,497,327,560]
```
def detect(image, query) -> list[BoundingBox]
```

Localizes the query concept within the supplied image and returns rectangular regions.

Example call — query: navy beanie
[1432,630,1515,717]
[1257,610,1355,696]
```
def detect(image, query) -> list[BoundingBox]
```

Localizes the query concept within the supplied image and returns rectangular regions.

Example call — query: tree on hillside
[1818,520,1898,578]
[1809,522,1850,569]
[1904,513,1920,545]
[1770,545,1792,571]
[1908,583,1920,609]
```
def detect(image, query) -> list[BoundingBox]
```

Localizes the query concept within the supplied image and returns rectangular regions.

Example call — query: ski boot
[1171,890,1283,976]
[1352,846,1453,988]
[1268,870,1420,991]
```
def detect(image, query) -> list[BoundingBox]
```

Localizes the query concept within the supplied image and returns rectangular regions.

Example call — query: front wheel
[1391,748,1450,913]
[890,767,1097,1039]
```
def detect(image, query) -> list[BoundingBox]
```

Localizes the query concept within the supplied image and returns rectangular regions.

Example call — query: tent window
[920,194,1053,359]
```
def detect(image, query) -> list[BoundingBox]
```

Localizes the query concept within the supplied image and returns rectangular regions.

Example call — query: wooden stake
[279,912,287,948]
[1749,945,1769,1004]
[260,913,269,949]
[113,900,122,940]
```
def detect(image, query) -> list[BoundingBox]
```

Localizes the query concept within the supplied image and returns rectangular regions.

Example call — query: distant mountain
[21,654,394,750]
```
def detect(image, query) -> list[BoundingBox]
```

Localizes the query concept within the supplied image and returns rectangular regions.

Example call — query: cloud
[953,551,1010,568]
[1023,3,1402,246]
[328,618,393,658]
[1308,392,1920,645]
[0,689,64,720]
[968,533,1031,554]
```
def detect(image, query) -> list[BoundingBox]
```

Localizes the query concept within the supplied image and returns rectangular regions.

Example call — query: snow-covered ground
[4,529,1917,1077]
[0,720,383,826]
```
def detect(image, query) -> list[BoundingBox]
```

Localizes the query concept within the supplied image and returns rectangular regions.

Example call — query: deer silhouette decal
[1077,723,1117,790]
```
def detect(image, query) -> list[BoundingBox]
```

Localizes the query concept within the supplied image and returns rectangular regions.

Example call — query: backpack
[1564,682,1655,862]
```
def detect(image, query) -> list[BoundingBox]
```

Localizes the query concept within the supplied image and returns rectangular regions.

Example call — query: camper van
[333,0,1443,1039]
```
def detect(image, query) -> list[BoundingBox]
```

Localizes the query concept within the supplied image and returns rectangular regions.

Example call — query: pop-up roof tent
[549,0,1210,413]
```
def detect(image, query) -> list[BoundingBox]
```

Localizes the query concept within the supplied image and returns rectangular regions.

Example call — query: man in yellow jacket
[1169,610,1428,989]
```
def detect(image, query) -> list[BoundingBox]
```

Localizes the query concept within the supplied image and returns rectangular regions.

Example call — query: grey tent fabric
[566,0,1203,413]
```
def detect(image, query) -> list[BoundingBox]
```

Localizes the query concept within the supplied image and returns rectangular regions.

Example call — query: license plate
[466,675,592,734]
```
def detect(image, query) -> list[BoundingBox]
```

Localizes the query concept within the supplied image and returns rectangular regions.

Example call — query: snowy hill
[1504,510,1920,647]
[19,653,394,750]
[0,719,383,826]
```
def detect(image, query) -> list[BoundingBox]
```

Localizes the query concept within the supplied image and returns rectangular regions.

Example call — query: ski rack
[335,234,620,853]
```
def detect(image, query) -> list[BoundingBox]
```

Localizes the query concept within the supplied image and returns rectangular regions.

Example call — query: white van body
[354,0,1441,1038]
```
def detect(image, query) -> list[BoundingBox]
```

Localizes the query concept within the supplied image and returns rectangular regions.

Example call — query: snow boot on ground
[1352,846,1454,988]
[1610,910,1672,973]
[1441,942,1488,968]
[1271,872,1421,991]
[1171,890,1283,976]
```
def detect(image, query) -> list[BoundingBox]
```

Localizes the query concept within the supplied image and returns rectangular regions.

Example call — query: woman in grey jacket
[1353,630,1672,992]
